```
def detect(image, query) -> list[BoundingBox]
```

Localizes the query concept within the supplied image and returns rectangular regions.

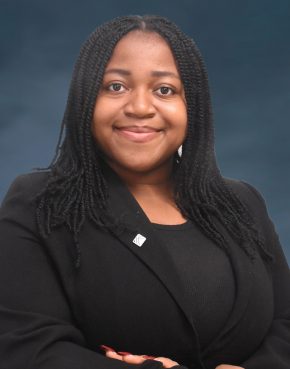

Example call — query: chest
[68,225,272,361]
[71,227,195,361]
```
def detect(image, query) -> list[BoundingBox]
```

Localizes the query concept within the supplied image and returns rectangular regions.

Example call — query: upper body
[0,167,290,369]
[1,14,289,369]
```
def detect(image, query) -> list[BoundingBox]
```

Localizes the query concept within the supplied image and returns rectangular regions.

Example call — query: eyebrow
[104,68,180,79]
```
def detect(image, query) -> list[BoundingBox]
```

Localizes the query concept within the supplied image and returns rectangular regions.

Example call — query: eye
[107,83,126,92]
[156,86,176,96]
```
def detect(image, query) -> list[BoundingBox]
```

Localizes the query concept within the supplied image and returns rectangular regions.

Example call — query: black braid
[35,15,273,268]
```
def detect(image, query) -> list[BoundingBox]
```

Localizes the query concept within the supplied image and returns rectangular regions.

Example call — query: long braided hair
[36,14,273,268]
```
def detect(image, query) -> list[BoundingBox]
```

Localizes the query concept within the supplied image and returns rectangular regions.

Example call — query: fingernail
[118,351,132,356]
[100,344,115,352]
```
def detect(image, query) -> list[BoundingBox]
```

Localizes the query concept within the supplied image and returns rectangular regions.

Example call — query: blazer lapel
[103,165,205,367]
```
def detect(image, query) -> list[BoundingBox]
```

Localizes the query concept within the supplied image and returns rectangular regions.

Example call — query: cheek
[161,99,187,123]
[176,101,188,134]
[92,104,111,139]
[166,102,188,140]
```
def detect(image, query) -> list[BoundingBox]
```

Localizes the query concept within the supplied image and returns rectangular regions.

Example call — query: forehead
[104,30,179,73]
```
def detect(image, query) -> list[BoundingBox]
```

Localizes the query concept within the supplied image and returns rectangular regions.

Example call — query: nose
[124,88,156,119]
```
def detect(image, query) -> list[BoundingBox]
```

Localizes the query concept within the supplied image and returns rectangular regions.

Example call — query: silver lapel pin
[132,234,146,247]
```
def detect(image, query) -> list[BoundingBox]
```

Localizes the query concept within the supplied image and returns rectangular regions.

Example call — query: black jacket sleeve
[239,182,290,369]
[0,174,187,369]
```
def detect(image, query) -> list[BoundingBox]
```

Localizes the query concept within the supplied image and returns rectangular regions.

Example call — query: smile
[114,126,163,143]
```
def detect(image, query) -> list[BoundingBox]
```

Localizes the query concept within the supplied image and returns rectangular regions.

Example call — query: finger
[120,354,147,364]
[141,355,156,360]
[154,357,180,368]
[105,350,124,361]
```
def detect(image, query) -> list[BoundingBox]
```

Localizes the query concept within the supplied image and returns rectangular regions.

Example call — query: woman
[0,15,289,369]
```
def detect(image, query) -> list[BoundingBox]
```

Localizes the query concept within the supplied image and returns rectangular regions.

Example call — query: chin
[125,163,158,173]
[105,153,174,176]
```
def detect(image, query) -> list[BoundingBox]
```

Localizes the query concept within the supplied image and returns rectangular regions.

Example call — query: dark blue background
[1,0,289,260]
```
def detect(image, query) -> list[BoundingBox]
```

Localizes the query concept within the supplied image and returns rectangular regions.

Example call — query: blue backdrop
[1,0,289,261]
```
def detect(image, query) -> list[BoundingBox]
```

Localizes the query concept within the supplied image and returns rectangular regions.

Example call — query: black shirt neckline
[151,220,191,230]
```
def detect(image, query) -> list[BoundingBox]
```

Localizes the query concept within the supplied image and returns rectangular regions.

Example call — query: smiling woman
[0,14,289,369]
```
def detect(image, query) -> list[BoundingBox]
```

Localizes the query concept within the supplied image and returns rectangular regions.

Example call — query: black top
[152,221,235,349]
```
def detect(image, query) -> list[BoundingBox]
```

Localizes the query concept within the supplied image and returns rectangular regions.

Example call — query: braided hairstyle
[36,14,273,268]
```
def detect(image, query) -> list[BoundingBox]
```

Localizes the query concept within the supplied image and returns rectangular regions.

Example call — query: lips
[114,125,162,143]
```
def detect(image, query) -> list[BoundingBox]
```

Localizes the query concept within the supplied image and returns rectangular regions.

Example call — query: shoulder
[1,171,50,205]
[223,177,281,255]
[222,177,272,236]
[223,177,268,216]
[0,171,51,223]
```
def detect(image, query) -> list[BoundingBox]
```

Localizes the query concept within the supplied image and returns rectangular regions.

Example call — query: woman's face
[92,30,187,177]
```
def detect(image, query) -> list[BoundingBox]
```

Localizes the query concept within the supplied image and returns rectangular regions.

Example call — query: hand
[100,345,180,368]
[215,365,245,369]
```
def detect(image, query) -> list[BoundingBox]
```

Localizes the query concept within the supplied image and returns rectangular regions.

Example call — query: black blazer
[0,168,289,369]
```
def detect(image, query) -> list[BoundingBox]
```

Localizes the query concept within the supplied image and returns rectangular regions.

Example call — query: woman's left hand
[104,348,180,368]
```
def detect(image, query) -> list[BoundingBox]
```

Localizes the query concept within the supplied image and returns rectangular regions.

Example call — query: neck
[104,159,186,225]
[106,161,174,199]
